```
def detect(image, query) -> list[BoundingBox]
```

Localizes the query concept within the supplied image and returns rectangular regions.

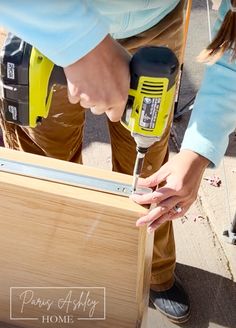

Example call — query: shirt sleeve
[181,0,236,167]
[0,0,109,66]
[181,54,236,167]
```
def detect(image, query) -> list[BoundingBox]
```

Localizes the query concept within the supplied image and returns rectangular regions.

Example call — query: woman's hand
[64,34,131,122]
[130,150,210,232]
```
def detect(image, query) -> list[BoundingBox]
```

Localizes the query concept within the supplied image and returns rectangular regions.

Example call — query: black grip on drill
[130,46,179,90]
[49,65,67,89]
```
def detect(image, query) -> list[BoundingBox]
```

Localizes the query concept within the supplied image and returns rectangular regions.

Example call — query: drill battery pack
[0,34,32,125]
[0,33,66,127]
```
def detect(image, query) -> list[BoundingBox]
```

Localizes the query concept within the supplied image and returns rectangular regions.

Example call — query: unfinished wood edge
[136,227,154,327]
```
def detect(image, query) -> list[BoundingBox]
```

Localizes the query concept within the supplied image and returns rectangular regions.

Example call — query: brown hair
[198,0,236,64]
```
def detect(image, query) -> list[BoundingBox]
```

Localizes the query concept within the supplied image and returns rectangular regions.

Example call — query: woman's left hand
[130,150,210,233]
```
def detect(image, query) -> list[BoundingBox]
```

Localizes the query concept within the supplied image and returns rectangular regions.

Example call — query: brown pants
[0,1,185,288]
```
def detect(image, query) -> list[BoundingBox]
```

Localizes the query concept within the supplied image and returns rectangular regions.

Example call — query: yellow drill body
[121,46,179,191]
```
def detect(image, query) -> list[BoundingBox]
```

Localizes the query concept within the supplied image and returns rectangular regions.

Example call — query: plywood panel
[0,148,153,328]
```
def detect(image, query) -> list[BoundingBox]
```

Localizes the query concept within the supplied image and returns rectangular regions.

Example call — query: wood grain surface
[0,148,153,328]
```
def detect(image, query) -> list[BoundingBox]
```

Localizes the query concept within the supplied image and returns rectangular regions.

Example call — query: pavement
[0,1,235,327]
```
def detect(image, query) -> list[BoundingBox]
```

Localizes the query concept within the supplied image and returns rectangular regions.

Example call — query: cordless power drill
[0,33,179,191]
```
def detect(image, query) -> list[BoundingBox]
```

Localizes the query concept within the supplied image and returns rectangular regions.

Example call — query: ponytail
[198,0,236,64]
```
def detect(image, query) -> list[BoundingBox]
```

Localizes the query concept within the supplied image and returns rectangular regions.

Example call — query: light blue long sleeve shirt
[0,0,179,66]
[181,0,236,167]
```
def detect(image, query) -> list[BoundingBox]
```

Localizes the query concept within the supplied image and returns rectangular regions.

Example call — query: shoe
[149,278,191,324]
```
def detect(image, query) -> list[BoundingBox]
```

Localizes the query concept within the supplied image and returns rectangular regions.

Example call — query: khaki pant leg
[0,30,85,163]
[108,0,186,287]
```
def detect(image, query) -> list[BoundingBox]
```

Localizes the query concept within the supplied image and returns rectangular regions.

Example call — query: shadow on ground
[149,263,236,328]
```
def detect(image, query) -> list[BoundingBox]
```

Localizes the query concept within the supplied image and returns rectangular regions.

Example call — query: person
[0,0,190,323]
[0,0,204,324]
[132,1,236,231]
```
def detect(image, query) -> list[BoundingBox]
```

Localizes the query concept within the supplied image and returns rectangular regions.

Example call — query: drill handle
[49,65,67,89]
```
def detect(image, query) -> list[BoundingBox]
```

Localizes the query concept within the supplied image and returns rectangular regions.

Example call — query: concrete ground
[82,1,236,327]
[0,1,235,328]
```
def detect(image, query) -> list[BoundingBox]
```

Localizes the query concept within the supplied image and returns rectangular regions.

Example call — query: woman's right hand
[64,34,131,122]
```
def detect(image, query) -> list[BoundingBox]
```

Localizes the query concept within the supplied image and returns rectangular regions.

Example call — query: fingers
[136,206,170,227]
[135,196,181,227]
[147,216,171,233]
[105,102,127,122]
[147,204,189,233]
[66,80,81,104]
[79,93,93,109]
[134,190,192,231]
[130,187,174,205]
[147,212,174,233]
[136,201,189,233]
[67,88,128,121]
[66,87,127,121]
[64,35,131,121]
[137,167,170,189]
[131,150,207,232]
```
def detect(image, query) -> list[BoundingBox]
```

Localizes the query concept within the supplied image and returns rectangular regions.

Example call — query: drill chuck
[132,151,146,192]
[133,133,160,150]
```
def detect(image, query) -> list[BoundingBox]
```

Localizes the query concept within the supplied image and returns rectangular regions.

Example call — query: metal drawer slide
[0,158,135,197]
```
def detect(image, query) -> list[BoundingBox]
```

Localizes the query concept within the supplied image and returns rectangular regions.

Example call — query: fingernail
[136,222,146,227]
[130,194,140,201]
[136,219,146,227]
[80,93,90,102]
[68,96,80,104]
[152,191,159,200]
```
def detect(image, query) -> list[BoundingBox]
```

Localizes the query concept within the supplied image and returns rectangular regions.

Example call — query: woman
[132,0,236,232]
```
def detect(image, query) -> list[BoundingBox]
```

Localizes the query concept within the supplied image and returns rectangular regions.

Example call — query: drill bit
[132,151,146,192]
